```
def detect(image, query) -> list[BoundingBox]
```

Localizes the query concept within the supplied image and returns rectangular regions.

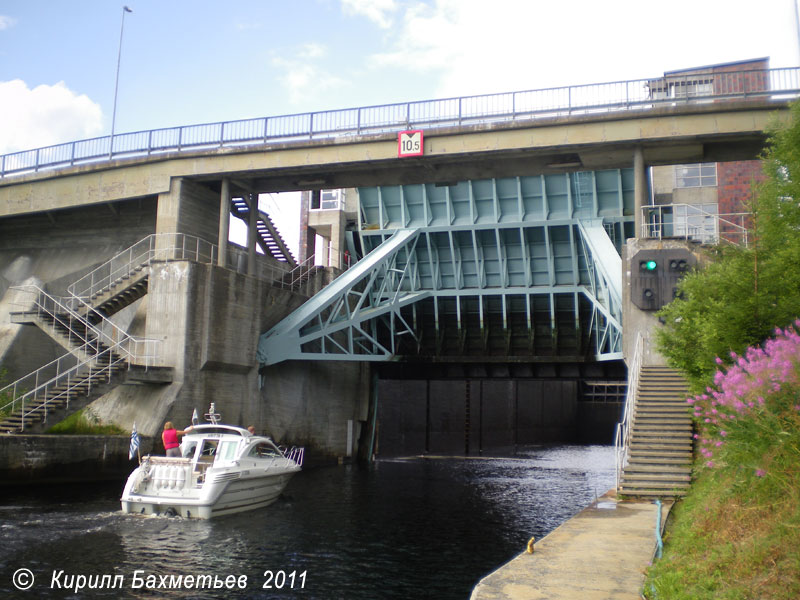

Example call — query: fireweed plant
[687,320,800,480]
[644,322,800,600]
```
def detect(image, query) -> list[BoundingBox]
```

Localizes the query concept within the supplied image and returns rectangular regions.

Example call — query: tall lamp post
[110,5,133,158]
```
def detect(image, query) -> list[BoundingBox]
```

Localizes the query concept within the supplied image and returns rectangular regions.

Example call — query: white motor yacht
[121,406,303,519]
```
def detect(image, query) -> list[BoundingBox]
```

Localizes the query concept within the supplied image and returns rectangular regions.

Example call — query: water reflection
[0,445,613,599]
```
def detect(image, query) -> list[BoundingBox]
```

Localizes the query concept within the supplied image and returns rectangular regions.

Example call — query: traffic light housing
[631,249,696,311]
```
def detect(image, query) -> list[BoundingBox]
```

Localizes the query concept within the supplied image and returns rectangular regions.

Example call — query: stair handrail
[615,331,643,490]
[0,341,130,432]
[68,233,218,301]
[10,284,161,367]
[276,254,318,291]
[1,341,92,415]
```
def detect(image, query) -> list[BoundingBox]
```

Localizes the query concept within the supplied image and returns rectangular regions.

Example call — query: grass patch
[645,323,800,599]
[46,409,126,435]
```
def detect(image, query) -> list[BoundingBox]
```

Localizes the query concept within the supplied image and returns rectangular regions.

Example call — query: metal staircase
[0,234,211,434]
[230,196,296,266]
[616,354,693,497]
[0,283,163,434]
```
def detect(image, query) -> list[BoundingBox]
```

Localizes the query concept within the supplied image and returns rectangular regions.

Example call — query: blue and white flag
[191,408,199,427]
[129,422,140,460]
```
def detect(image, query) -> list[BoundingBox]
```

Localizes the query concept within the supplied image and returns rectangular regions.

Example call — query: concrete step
[628,450,692,461]
[620,479,691,490]
[619,487,688,497]
[622,472,691,483]
[624,464,691,474]
[633,416,692,432]
[632,429,692,437]
[633,420,692,429]
[630,439,692,448]
[635,407,691,415]
[629,443,693,452]
[636,396,689,402]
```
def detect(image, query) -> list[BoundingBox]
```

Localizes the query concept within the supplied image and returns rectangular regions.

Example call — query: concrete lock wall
[375,378,618,456]
[0,434,157,485]
[0,197,158,380]
[86,261,370,463]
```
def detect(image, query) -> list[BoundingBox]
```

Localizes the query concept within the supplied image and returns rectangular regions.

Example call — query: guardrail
[641,204,751,247]
[2,67,798,179]
[615,331,643,490]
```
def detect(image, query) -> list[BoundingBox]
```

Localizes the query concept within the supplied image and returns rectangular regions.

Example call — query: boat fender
[168,466,178,489]
[526,537,535,554]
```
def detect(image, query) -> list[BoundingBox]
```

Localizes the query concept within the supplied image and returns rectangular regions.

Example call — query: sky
[1,0,799,156]
[1,0,799,255]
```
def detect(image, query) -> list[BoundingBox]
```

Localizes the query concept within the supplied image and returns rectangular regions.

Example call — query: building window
[671,80,713,98]
[675,163,717,188]
[311,189,342,211]
[649,78,713,100]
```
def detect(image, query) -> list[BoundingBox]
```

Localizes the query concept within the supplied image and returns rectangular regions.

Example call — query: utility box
[630,249,696,311]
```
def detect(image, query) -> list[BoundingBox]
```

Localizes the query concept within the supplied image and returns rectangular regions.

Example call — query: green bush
[46,408,126,435]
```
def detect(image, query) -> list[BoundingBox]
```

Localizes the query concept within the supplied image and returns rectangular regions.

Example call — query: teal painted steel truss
[258,170,633,366]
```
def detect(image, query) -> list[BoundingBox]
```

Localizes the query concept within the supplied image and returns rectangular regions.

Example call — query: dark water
[0,445,614,599]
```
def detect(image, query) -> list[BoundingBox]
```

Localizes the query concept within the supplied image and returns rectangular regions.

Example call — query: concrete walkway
[471,491,671,600]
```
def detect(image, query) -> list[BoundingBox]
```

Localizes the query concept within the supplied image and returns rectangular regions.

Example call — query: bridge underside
[258,169,632,367]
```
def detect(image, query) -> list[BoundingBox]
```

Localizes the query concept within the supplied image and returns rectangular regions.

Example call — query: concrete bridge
[0,65,797,476]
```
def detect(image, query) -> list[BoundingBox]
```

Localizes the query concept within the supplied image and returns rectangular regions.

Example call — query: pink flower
[719,430,727,437]
[755,469,766,477]
[706,461,715,468]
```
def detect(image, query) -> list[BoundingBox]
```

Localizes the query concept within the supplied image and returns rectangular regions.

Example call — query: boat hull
[121,468,297,519]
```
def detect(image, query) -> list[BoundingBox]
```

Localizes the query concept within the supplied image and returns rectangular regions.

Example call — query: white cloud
[271,45,345,106]
[0,15,17,30]
[341,0,399,29]
[298,43,326,60]
[0,80,104,154]
[367,0,796,100]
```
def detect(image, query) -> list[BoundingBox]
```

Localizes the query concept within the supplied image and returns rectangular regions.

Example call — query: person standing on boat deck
[247,426,256,435]
[162,422,191,457]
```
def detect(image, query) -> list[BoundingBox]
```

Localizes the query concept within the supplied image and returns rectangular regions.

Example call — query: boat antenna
[204,403,221,425]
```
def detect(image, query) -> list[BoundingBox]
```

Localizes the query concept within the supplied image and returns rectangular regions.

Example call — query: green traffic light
[641,260,657,271]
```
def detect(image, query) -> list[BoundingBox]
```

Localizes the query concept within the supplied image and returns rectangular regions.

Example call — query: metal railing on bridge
[2,67,798,179]
[641,204,751,247]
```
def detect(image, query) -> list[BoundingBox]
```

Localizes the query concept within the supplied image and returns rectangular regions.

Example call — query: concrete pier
[471,491,671,600]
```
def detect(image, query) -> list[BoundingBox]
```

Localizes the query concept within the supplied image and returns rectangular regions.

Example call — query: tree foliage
[655,101,800,390]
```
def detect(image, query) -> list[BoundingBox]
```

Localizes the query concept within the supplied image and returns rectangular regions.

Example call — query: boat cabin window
[217,440,239,462]
[249,442,281,458]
